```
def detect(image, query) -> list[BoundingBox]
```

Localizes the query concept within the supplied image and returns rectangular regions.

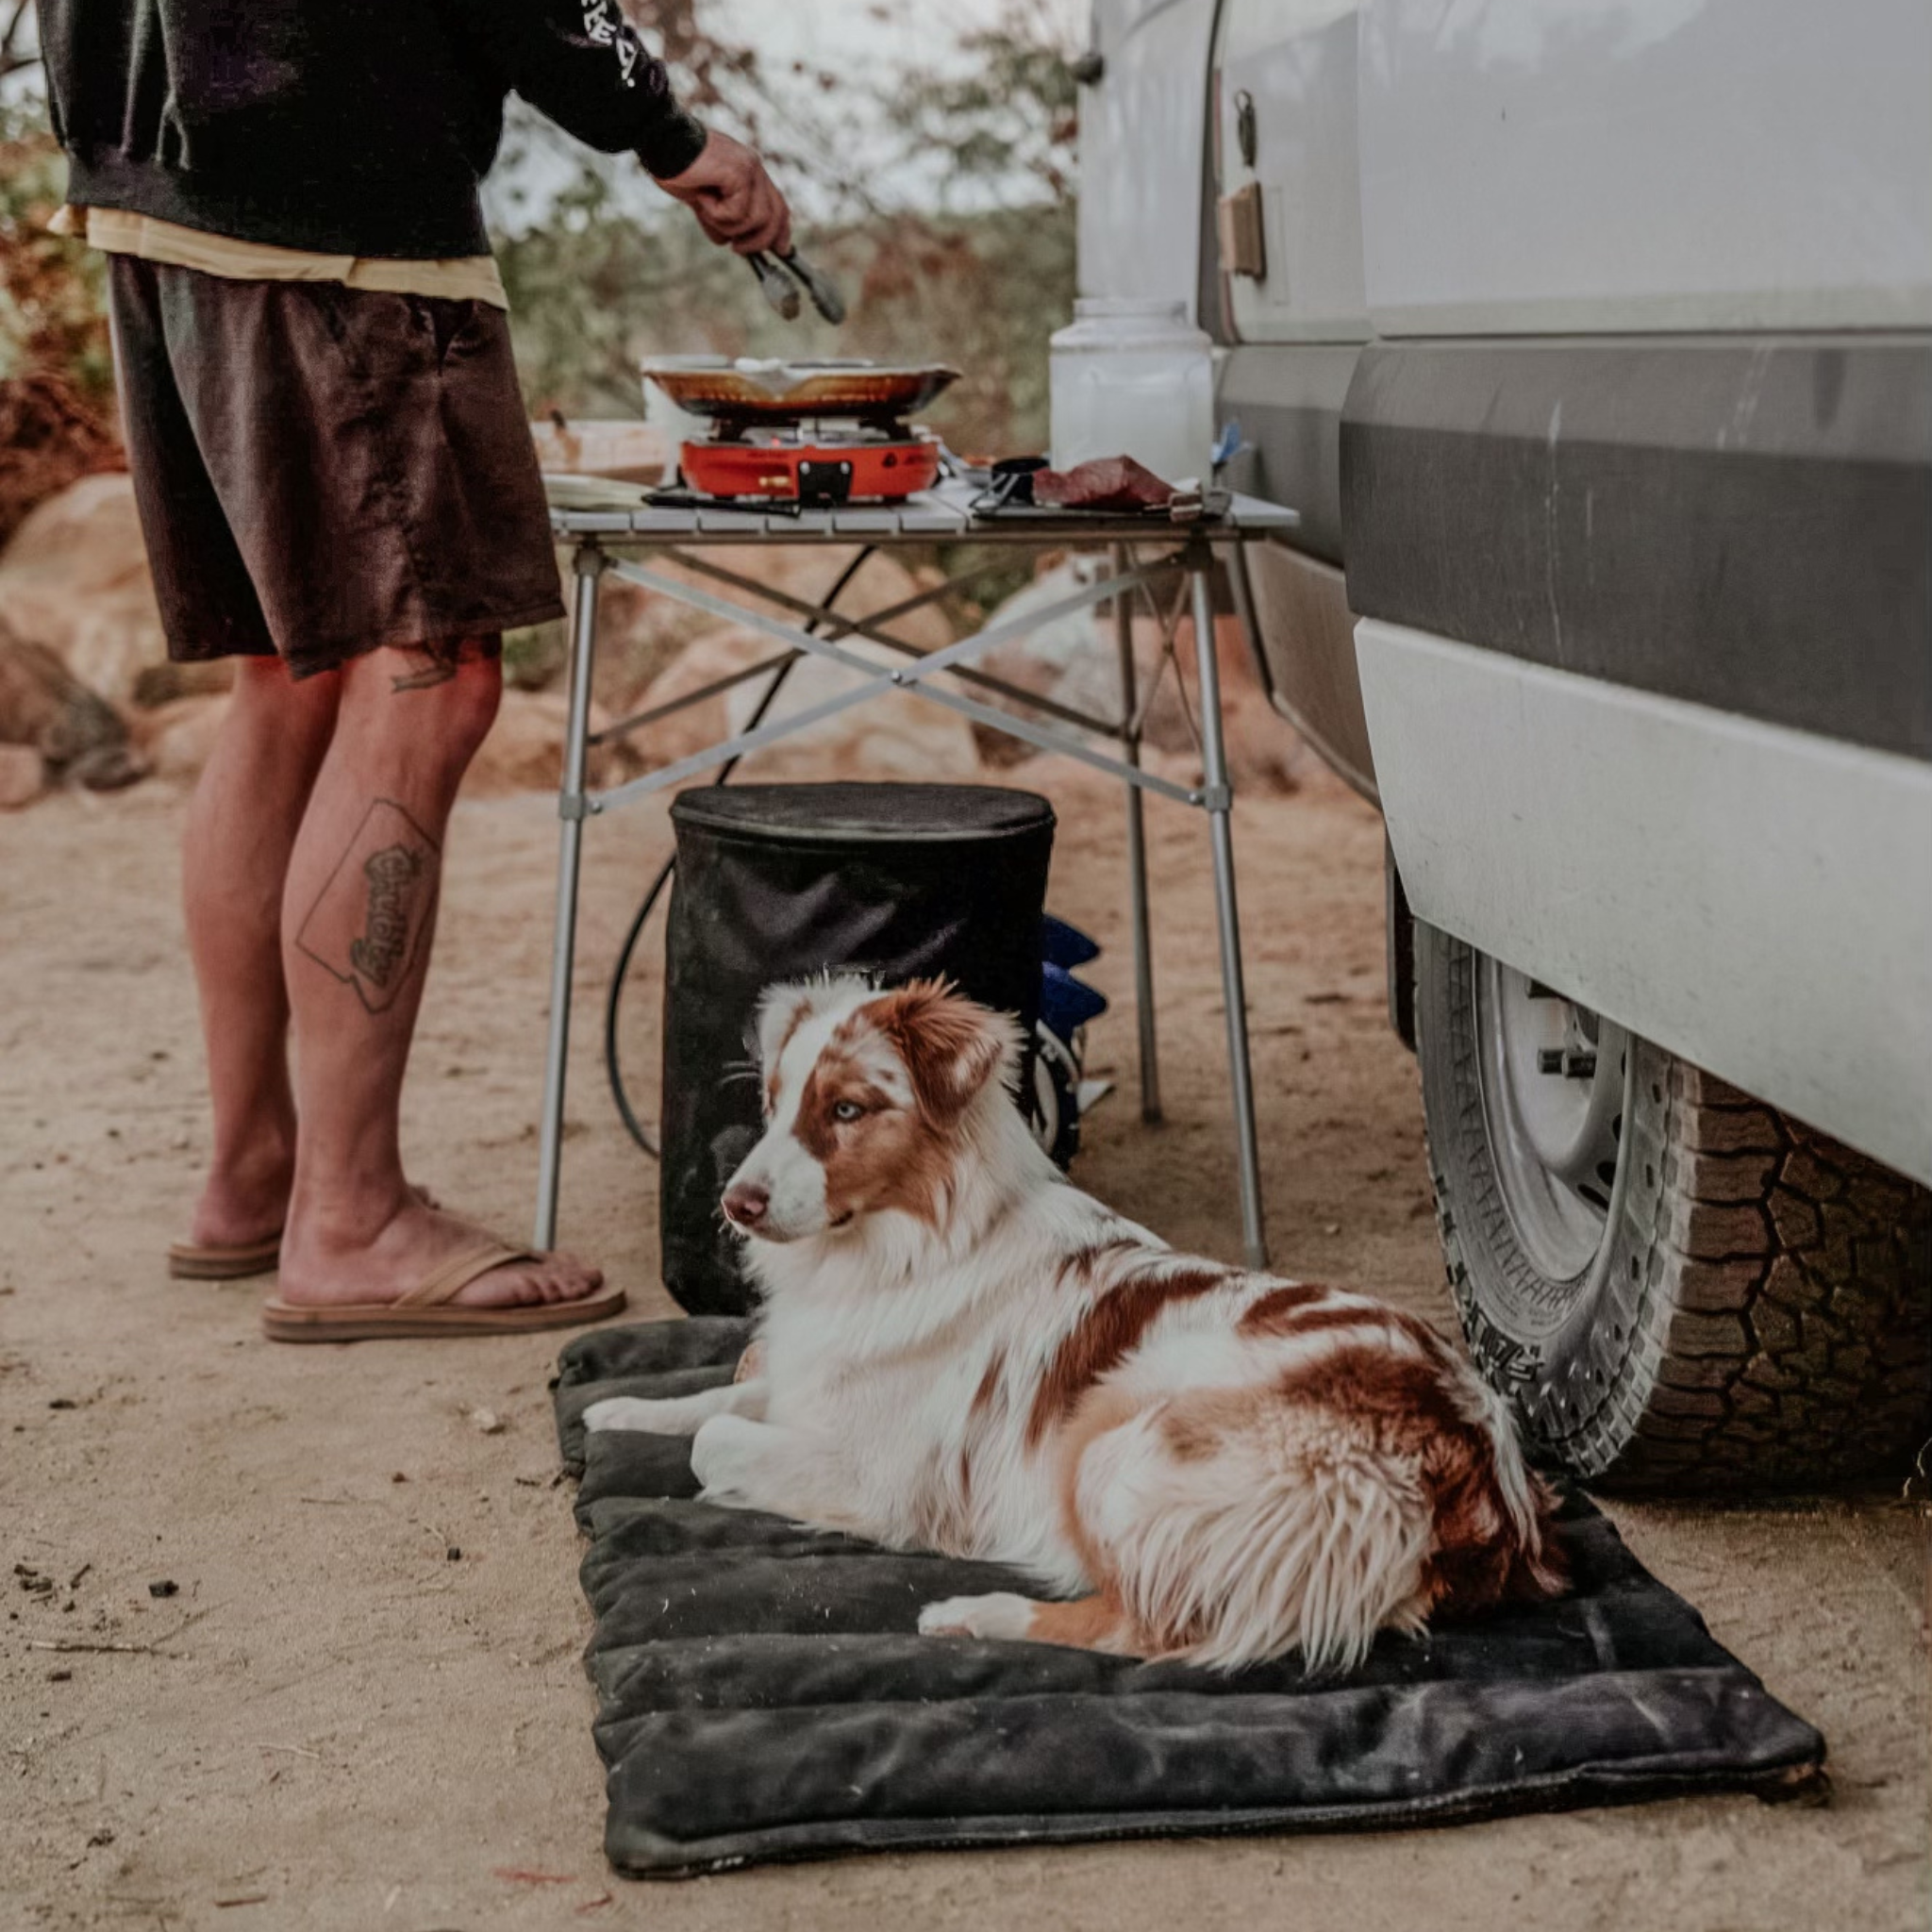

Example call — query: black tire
[1416,922,1932,1491]
[1025,1024,1083,1171]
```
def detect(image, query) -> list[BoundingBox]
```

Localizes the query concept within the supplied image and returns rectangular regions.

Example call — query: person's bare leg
[182,656,341,1249]
[275,641,602,1310]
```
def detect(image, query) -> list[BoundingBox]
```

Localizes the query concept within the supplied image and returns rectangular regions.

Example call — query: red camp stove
[644,359,958,508]
[680,425,943,508]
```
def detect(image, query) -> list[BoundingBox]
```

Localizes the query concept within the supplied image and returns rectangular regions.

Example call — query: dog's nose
[722,1182,770,1229]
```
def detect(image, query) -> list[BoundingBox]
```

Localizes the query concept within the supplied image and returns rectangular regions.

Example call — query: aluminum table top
[545,475,1299,545]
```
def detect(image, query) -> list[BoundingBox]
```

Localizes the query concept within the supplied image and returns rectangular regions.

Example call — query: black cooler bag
[659,783,1057,1315]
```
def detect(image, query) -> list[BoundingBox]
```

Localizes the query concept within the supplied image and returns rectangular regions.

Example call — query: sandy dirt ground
[4,757,1926,1931]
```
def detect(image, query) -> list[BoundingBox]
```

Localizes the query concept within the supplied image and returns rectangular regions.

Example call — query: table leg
[1189,557,1269,1270]
[534,544,605,1254]
[1112,543,1161,1124]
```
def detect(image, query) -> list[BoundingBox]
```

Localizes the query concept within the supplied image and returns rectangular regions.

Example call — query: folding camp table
[537,477,1299,1269]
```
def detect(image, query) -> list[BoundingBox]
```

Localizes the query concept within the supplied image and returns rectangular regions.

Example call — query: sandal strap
[397,1241,535,1309]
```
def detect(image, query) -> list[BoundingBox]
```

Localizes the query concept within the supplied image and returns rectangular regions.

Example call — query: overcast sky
[0,0,1091,222]
[704,0,1087,208]
[491,0,1088,227]
[716,0,1086,80]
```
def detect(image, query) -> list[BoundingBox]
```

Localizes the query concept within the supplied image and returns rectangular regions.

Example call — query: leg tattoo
[390,658,459,694]
[388,638,500,696]
[294,800,441,1015]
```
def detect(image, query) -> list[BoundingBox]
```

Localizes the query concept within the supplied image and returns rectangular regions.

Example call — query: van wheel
[1024,1023,1083,1171]
[1415,923,1932,1490]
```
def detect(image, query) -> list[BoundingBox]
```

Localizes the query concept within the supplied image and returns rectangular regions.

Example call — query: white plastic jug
[1049,298,1215,485]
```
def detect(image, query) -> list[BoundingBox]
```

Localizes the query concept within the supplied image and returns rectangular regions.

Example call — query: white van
[1075,0,1931,1490]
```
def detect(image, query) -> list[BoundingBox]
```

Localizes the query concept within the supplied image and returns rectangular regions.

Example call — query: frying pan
[641,358,960,424]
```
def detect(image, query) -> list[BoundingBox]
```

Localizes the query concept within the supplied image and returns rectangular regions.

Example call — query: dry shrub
[1,113,123,543]
[0,369,121,546]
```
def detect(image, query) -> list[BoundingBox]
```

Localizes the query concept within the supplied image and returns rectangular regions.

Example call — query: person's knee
[345,642,503,771]
[229,654,341,741]
[434,653,504,755]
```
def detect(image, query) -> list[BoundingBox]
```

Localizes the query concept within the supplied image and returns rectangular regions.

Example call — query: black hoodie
[39,0,709,259]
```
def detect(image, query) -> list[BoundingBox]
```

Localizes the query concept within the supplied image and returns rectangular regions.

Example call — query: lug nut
[1537,1049,1565,1074]
[1563,1051,1597,1079]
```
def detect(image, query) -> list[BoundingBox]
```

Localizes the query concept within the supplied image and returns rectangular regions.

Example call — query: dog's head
[721,975,1023,1244]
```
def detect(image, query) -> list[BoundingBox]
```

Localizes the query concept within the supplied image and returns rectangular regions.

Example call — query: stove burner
[679,426,941,506]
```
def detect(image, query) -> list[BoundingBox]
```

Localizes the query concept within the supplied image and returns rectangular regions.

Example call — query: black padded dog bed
[554,1320,1825,1879]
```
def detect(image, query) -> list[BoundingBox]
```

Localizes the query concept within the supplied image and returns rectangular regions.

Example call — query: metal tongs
[747,247,848,326]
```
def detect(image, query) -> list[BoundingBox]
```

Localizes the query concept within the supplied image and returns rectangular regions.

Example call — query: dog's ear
[870,978,1019,1124]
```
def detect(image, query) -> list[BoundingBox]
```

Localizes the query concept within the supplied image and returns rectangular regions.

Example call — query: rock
[585,546,975,784]
[0,626,148,791]
[0,742,43,808]
[554,543,960,724]
[129,685,657,797]
[0,474,172,709]
[0,372,123,549]
[963,560,1306,795]
[577,570,728,713]
[648,544,955,655]
[623,623,982,786]
[469,1407,506,1436]
[612,625,779,768]
[131,693,231,782]
[465,690,642,797]
[749,649,984,784]
[130,658,236,708]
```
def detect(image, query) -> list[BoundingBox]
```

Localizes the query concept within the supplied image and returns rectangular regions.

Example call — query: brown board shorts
[108,255,566,681]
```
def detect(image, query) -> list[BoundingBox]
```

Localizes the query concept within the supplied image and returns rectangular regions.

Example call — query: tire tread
[1418,925,1931,1491]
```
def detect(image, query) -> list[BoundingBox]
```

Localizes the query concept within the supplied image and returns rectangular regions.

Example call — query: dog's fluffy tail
[1072,1402,1441,1673]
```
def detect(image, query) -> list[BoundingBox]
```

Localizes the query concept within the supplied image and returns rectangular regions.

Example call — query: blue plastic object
[1041,961,1108,1039]
[1041,912,1102,972]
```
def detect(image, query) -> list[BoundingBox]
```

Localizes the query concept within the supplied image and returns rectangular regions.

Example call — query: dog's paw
[917,1592,1038,1641]
[581,1396,665,1435]
[690,1413,765,1507]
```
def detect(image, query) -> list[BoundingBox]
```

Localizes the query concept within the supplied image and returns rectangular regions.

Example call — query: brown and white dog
[585,976,1564,1670]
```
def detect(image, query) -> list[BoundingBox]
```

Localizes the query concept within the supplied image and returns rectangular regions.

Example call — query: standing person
[38,1,792,1340]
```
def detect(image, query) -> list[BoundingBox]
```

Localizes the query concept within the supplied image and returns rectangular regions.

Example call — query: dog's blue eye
[833,1101,864,1124]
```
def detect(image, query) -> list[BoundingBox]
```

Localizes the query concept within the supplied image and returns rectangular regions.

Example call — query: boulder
[0,742,43,809]
[0,372,123,549]
[125,688,655,797]
[605,625,780,770]
[620,623,982,787]
[531,543,961,732]
[464,690,645,798]
[0,472,187,710]
[964,559,1306,795]
[650,545,957,658]
[0,625,148,792]
[130,692,231,783]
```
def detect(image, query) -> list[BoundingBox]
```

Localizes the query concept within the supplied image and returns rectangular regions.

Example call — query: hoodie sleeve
[465,0,709,178]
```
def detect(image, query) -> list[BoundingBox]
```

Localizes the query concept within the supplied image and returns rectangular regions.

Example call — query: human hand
[655,129,792,257]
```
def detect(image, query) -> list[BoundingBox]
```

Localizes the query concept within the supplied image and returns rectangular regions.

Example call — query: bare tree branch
[0,0,41,80]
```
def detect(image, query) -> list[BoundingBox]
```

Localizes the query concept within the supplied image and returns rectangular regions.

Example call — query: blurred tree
[885,0,1079,209]
[850,0,1079,456]
[505,0,1079,458]
[0,1,38,82]
[0,65,122,544]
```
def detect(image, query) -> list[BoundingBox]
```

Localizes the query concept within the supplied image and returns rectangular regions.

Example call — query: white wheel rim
[1474,959,1630,1284]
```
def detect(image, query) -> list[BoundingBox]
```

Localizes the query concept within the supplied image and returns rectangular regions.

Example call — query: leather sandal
[259,1241,625,1343]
